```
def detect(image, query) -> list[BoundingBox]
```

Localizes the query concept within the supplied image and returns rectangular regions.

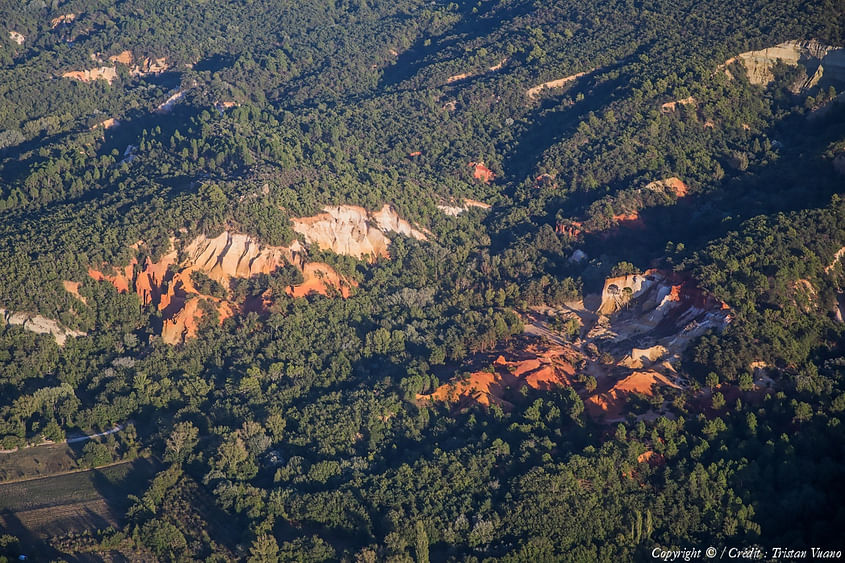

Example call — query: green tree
[249,534,280,563]
[414,520,429,563]
[165,421,199,463]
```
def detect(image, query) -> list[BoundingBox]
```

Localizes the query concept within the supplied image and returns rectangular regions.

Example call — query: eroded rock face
[156,90,185,113]
[87,231,355,344]
[182,233,301,286]
[62,281,86,304]
[724,40,845,90]
[161,296,234,345]
[526,70,589,99]
[445,58,507,84]
[1,308,85,346]
[107,50,171,75]
[437,198,492,216]
[468,162,495,183]
[584,370,680,420]
[286,263,353,299]
[89,261,136,293]
[62,67,118,84]
[660,97,696,113]
[292,204,427,259]
[423,270,731,422]
[78,204,424,343]
[108,50,133,65]
[644,177,688,197]
[9,31,24,45]
[50,14,76,28]
[63,50,171,86]
[598,271,659,315]
[419,346,578,410]
[91,118,120,130]
[826,246,845,273]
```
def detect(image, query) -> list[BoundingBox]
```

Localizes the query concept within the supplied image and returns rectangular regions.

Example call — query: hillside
[1,0,845,560]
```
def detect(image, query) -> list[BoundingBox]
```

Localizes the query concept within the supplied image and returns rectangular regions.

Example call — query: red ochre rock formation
[286,262,353,299]
[644,177,688,198]
[423,270,730,421]
[88,260,137,293]
[418,345,577,410]
[556,177,689,239]
[161,295,235,345]
[62,66,118,84]
[611,212,645,229]
[637,450,666,466]
[556,221,583,238]
[584,370,679,420]
[469,162,495,183]
[85,231,356,344]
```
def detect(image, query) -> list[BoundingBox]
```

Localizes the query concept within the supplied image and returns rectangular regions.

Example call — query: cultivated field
[0,457,160,548]
[0,443,79,482]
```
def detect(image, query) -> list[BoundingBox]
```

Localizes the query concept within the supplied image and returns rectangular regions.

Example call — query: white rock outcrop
[292,204,427,259]
[182,232,304,285]
[1,308,86,345]
[724,40,845,90]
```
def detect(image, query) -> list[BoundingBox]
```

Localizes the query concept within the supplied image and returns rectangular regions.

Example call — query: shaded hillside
[1,0,845,560]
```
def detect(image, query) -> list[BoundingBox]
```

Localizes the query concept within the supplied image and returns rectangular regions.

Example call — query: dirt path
[1,424,125,455]
[67,424,123,444]
[523,312,568,345]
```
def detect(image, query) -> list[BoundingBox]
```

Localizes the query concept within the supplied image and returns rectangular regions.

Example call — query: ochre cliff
[418,346,578,410]
[722,40,845,90]
[50,14,76,28]
[598,271,659,315]
[468,162,495,183]
[644,177,688,197]
[86,231,355,344]
[291,204,427,260]
[1,308,86,346]
[526,70,590,99]
[422,270,731,421]
[182,232,302,285]
[62,67,118,84]
[107,51,171,76]
[437,198,492,216]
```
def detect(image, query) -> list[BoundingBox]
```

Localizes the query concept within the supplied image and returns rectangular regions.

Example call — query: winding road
[66,424,124,444]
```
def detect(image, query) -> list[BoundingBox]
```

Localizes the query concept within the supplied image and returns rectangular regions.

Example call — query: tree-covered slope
[1,0,844,560]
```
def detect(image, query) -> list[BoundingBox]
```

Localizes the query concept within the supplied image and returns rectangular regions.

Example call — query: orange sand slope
[422,269,730,422]
[419,345,577,409]
[85,231,355,344]
[585,370,679,420]
[468,162,495,183]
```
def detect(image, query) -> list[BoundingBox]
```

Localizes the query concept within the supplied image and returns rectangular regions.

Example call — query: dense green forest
[1,0,844,560]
